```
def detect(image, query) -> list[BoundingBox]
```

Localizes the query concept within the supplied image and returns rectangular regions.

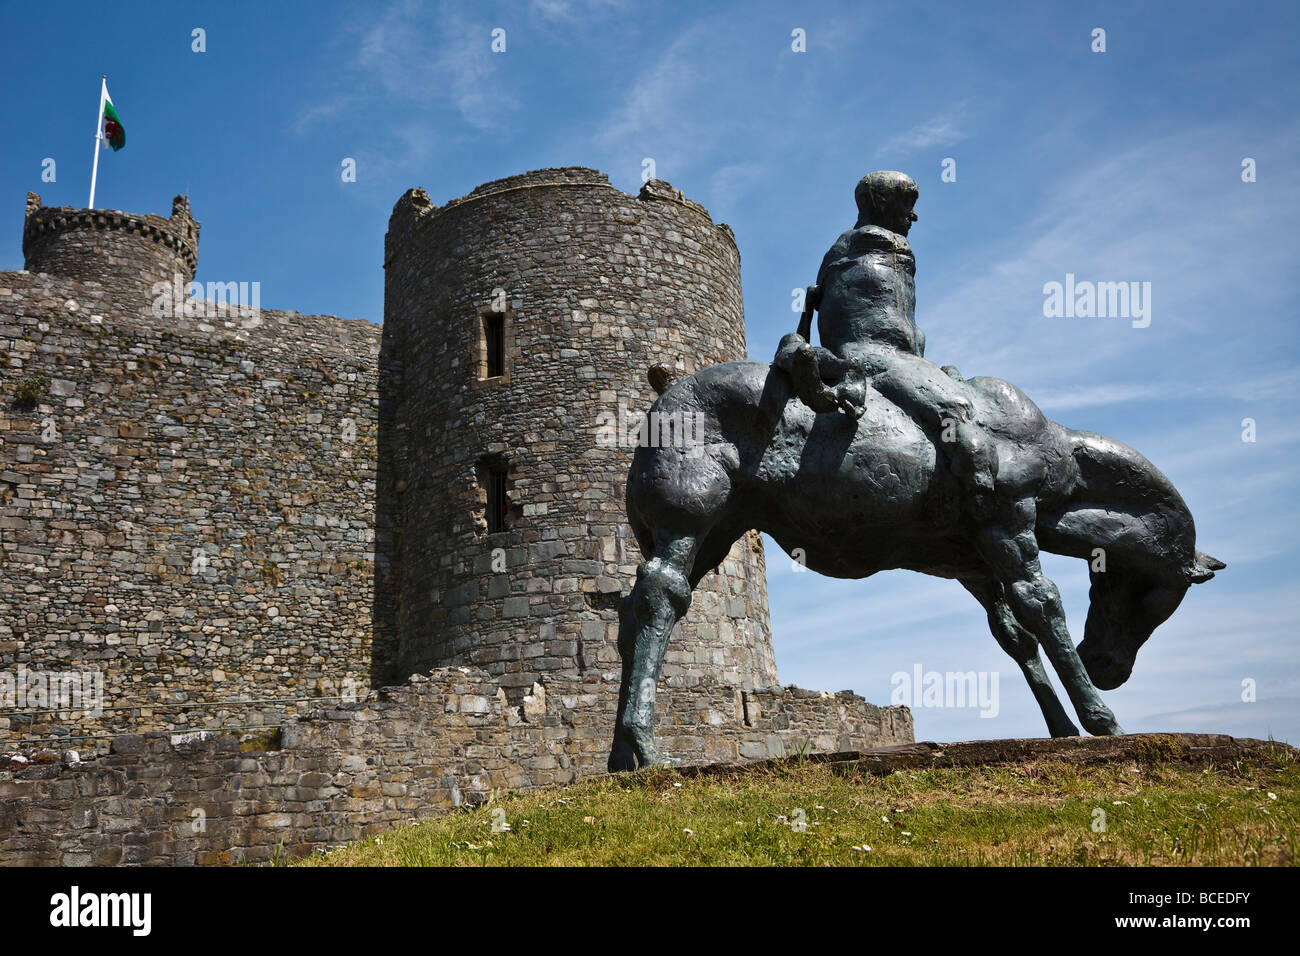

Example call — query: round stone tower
[22,192,199,306]
[378,167,778,697]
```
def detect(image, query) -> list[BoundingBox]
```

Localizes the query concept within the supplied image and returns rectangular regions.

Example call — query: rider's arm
[796,284,819,339]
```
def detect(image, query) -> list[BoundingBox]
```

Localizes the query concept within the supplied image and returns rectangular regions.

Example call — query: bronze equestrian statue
[608,170,1224,772]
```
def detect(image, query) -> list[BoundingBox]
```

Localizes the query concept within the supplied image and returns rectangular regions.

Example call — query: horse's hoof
[608,738,638,773]
[1081,709,1124,736]
[610,726,664,771]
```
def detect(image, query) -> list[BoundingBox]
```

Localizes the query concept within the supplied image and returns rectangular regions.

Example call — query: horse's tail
[648,363,675,395]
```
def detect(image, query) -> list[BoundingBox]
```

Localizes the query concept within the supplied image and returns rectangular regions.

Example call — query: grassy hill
[297,737,1298,866]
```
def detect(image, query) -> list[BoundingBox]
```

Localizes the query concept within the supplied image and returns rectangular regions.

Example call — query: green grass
[298,747,1299,867]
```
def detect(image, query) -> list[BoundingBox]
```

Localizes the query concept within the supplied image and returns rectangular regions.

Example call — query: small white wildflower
[1268,792,1277,800]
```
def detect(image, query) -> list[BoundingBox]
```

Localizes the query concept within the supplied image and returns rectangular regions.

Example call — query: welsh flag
[102,87,125,151]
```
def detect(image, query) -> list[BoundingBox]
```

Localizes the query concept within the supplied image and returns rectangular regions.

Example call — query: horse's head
[1076,551,1224,689]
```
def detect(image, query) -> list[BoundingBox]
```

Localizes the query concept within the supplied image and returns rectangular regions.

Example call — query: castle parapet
[22,192,200,305]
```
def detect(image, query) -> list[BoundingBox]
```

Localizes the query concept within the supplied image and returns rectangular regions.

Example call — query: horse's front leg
[960,577,1079,737]
[609,534,697,772]
[974,501,1124,736]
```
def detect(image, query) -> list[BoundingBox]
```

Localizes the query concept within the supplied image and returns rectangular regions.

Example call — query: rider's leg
[868,358,998,495]
[973,498,1124,736]
[947,419,998,493]
[922,369,998,493]
[775,333,861,416]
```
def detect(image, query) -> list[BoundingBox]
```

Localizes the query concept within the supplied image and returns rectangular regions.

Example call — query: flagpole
[88,75,106,209]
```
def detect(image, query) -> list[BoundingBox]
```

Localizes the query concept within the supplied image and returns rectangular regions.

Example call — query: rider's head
[854,171,919,236]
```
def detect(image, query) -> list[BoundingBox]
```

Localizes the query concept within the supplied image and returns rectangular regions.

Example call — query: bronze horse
[608,359,1224,771]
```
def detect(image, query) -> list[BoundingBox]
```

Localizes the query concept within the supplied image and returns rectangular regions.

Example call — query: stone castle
[0,169,911,864]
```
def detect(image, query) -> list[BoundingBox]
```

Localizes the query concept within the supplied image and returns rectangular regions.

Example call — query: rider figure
[774,170,998,501]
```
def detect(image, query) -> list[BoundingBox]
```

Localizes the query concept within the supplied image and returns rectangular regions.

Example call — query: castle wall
[0,177,910,821]
[1,174,779,749]
[382,168,778,695]
[0,269,380,746]
[0,667,913,866]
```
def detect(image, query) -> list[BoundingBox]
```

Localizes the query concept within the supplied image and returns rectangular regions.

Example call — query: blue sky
[2,1,1297,743]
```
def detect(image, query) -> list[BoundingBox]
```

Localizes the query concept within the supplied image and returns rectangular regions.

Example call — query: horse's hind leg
[960,577,1079,738]
[609,532,697,772]
[974,498,1124,736]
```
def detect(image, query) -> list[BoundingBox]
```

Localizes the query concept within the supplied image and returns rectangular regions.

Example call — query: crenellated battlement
[21,192,200,307]
[383,167,736,269]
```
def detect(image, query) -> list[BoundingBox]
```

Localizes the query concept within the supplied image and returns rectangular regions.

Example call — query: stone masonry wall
[0,668,913,865]
[0,268,381,747]
[0,177,913,841]
[382,168,777,696]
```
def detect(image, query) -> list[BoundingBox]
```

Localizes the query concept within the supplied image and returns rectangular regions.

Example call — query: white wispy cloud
[708,162,767,220]
[923,123,1300,398]
[1131,700,1298,742]
[875,105,969,158]
[591,21,723,181]
[528,0,628,23]
[1031,365,1300,413]
[356,0,518,130]
[295,0,518,141]
[1030,382,1181,413]
[292,94,360,134]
